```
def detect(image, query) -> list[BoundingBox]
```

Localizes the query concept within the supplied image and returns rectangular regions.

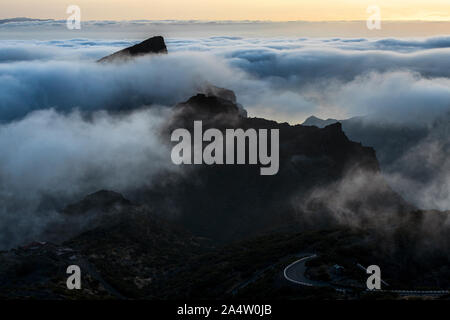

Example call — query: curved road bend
[283,254,329,287]
[284,254,449,296]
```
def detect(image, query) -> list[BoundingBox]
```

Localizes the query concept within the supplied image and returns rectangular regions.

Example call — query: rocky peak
[176,94,241,116]
[303,115,339,128]
[98,36,168,63]
[202,85,237,104]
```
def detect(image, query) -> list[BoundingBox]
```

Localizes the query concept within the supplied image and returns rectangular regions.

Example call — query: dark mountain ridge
[97,36,168,63]
[302,114,450,210]
[134,91,410,243]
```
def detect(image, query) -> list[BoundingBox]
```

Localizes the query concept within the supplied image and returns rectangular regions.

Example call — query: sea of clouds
[0,34,449,248]
[1,36,450,123]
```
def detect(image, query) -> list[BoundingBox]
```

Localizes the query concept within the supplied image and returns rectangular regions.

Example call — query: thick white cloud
[0,107,174,248]
[0,51,236,121]
[328,72,450,123]
[1,36,450,123]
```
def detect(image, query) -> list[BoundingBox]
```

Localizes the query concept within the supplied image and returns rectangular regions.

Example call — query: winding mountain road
[284,254,449,297]
[283,254,329,287]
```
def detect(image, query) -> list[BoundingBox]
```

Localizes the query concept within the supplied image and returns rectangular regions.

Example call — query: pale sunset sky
[1,0,449,21]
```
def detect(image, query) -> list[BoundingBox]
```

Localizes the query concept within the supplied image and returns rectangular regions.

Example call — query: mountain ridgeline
[1,36,449,300]
[48,36,414,243]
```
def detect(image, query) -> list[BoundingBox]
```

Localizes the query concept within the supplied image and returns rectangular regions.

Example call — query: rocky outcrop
[302,115,429,168]
[303,115,340,128]
[98,36,168,63]
[140,91,410,243]
[202,85,237,104]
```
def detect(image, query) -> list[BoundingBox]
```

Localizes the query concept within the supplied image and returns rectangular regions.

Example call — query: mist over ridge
[0,34,449,250]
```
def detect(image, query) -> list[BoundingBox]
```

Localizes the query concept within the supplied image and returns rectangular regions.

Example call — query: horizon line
[1,17,450,23]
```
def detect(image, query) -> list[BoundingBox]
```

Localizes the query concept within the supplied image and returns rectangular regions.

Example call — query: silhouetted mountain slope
[131,92,410,243]
[0,191,212,299]
[303,116,341,128]
[302,115,429,168]
[98,36,168,63]
[302,114,450,210]
[2,221,449,299]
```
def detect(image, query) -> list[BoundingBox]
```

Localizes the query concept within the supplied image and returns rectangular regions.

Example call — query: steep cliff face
[134,91,409,242]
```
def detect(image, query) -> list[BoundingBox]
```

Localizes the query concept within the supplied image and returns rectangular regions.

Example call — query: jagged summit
[171,90,248,128]
[303,115,339,128]
[176,94,241,116]
[154,92,408,242]
[202,85,237,104]
[98,36,168,63]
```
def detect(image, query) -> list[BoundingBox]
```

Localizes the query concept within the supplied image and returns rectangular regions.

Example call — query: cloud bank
[0,35,449,248]
[2,36,450,123]
[2,20,450,38]
[0,107,174,249]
